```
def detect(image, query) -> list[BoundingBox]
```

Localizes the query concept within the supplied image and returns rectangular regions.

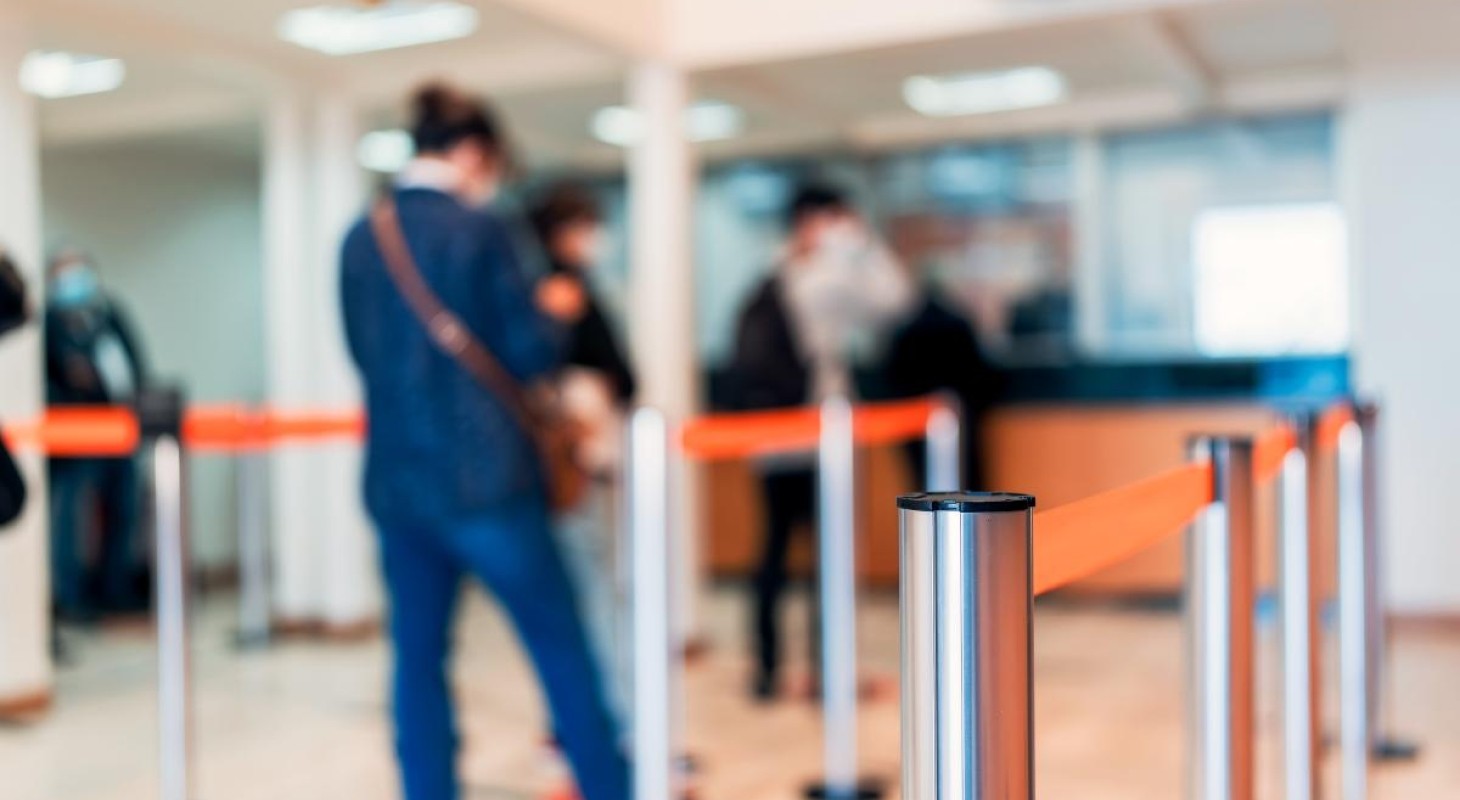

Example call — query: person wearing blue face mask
[44,248,150,623]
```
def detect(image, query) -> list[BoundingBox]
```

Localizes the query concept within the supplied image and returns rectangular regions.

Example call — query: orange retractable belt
[1314,403,1354,452]
[1253,424,1298,485]
[680,398,939,461]
[2,405,365,456]
[1031,462,1214,596]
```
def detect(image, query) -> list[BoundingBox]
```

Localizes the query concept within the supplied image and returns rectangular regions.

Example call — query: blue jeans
[49,456,140,615]
[376,499,630,800]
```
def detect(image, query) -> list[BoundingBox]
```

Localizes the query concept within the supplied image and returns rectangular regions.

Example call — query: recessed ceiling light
[19,51,125,99]
[903,67,1067,117]
[589,101,746,147]
[278,2,479,56]
[358,129,415,173]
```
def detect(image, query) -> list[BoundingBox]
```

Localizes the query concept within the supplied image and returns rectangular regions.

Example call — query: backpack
[727,275,810,411]
[0,253,28,528]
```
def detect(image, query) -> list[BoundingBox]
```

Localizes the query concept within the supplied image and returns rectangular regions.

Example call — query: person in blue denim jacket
[340,83,627,800]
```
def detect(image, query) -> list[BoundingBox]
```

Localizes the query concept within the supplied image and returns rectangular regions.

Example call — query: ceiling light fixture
[903,67,1067,117]
[589,100,746,147]
[19,51,126,99]
[278,2,479,56]
[357,129,415,173]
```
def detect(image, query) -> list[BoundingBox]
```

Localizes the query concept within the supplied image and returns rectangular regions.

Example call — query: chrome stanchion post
[1186,436,1256,800]
[234,446,270,649]
[1278,423,1317,800]
[809,396,880,799]
[924,397,962,493]
[898,491,1035,800]
[1355,402,1419,763]
[139,387,192,800]
[1337,421,1369,800]
[627,408,674,800]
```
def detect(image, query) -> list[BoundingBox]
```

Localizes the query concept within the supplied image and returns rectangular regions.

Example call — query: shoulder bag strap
[368,197,543,433]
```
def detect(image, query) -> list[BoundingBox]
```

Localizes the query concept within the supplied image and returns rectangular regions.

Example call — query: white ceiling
[24,0,1346,165]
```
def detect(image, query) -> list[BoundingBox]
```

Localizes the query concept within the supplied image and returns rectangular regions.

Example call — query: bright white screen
[1192,203,1349,356]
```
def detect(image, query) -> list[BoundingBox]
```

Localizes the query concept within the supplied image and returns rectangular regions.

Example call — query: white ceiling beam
[1124,11,1220,111]
[846,69,1342,152]
[23,0,327,93]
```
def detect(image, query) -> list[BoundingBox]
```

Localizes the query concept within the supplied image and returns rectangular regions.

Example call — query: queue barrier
[5,394,1395,800]
[888,399,1387,800]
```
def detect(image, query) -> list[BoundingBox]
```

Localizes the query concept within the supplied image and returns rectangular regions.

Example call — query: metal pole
[1278,439,1317,800]
[1186,437,1256,800]
[924,399,962,493]
[153,433,192,800]
[898,491,1035,800]
[628,408,673,800]
[1355,402,1419,762]
[812,395,872,799]
[234,449,270,649]
[1337,422,1369,800]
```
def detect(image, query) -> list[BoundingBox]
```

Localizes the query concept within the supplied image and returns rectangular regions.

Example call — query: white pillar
[309,95,376,628]
[627,62,703,646]
[261,90,378,631]
[1072,132,1108,356]
[0,8,51,712]
[261,91,322,625]
[1344,0,1460,614]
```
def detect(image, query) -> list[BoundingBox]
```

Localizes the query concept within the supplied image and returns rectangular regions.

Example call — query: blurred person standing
[528,183,636,732]
[44,248,149,621]
[340,84,628,800]
[728,183,914,701]
[882,287,1002,491]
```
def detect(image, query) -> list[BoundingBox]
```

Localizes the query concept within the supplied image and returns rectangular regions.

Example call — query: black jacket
[550,258,636,404]
[727,274,809,411]
[44,296,148,406]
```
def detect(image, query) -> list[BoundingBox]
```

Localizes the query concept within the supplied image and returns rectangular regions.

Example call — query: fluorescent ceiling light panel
[19,51,125,99]
[279,2,479,56]
[358,129,416,173]
[903,67,1067,117]
[590,101,745,147]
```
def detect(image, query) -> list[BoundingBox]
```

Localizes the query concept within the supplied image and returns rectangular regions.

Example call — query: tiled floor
[0,586,1455,799]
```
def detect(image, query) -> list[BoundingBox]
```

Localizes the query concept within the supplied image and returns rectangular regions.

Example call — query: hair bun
[412,82,460,124]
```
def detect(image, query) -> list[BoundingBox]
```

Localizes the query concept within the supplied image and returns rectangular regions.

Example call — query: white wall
[1343,0,1460,613]
[41,134,265,570]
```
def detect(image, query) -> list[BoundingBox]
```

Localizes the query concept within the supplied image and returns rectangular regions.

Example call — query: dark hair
[529,182,602,245]
[785,183,849,230]
[410,82,507,157]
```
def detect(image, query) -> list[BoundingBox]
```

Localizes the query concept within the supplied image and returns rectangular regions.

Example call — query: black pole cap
[135,385,186,440]
[897,491,1035,513]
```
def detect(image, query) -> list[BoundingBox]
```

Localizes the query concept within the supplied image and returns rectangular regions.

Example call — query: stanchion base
[1373,737,1422,762]
[233,631,272,651]
[803,778,885,800]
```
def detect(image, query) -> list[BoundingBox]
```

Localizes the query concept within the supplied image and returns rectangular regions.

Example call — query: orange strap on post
[680,397,940,462]
[1030,462,1214,596]
[1252,423,1298,485]
[2,406,141,457]
[1314,403,1354,452]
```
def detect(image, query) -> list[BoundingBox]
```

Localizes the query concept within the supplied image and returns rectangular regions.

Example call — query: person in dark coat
[44,249,149,620]
[883,291,1002,491]
[528,182,637,731]
[340,84,627,800]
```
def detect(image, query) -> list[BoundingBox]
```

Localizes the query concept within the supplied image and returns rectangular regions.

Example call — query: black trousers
[752,468,819,682]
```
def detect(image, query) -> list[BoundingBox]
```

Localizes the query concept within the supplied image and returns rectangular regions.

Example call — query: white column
[1072,132,1108,356]
[627,62,703,646]
[0,8,50,710]
[309,95,376,628]
[1344,0,1460,614]
[261,91,322,625]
